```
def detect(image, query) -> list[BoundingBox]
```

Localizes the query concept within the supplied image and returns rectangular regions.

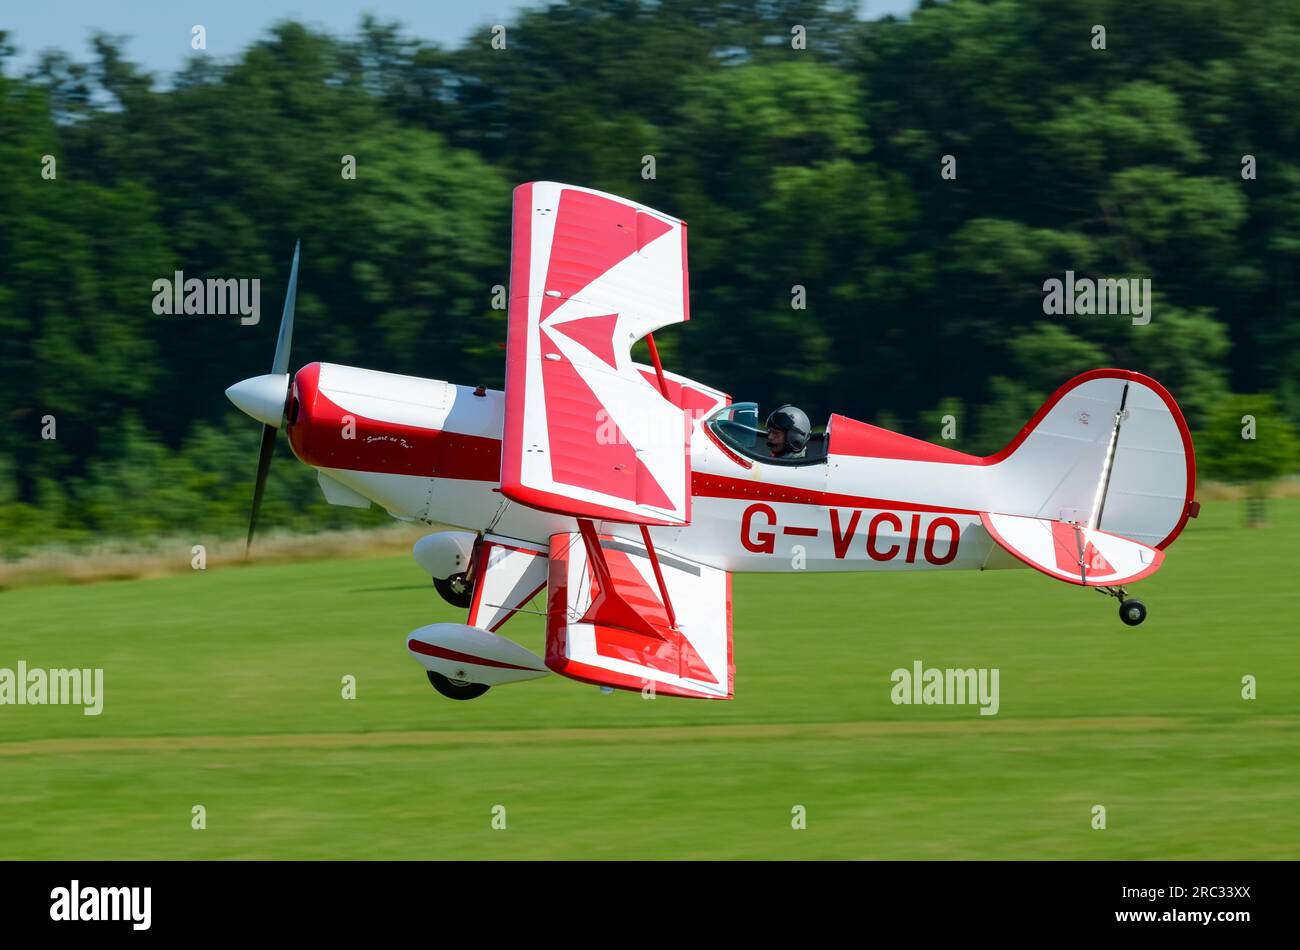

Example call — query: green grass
[1,499,1297,859]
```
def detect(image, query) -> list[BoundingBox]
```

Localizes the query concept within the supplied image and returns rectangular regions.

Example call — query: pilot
[765,405,811,459]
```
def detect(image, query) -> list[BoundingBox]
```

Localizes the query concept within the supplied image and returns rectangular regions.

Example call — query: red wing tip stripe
[546,656,727,700]
[408,639,544,672]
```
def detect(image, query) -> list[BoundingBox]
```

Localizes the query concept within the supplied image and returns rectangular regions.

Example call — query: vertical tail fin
[991,369,1196,550]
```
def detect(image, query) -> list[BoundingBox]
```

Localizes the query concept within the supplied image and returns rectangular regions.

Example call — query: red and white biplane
[227,182,1198,701]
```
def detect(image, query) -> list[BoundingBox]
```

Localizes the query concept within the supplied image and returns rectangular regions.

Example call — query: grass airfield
[1,499,1296,859]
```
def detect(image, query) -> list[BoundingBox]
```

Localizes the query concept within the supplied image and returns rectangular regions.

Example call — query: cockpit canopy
[705,402,828,465]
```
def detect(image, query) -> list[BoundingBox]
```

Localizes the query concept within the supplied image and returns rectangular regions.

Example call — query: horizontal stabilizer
[980,511,1164,587]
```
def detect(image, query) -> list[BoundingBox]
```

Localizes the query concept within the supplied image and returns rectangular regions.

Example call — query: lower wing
[544,528,733,699]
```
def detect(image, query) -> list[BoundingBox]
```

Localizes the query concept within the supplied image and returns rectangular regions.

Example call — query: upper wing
[502,182,692,526]
[545,529,733,699]
[980,511,1164,586]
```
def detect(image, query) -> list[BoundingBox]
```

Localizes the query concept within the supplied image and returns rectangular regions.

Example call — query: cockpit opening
[705,402,829,465]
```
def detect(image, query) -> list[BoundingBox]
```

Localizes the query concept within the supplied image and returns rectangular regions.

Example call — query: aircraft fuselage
[285,361,1018,575]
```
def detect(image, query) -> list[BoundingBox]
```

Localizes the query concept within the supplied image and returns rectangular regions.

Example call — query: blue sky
[4,0,919,77]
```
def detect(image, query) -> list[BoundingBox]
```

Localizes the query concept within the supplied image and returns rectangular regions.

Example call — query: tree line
[1,0,1297,552]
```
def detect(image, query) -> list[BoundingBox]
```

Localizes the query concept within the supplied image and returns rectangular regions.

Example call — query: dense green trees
[1,0,1297,552]
[1197,394,1298,525]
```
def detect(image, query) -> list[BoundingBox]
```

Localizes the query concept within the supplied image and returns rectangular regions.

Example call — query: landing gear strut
[1098,586,1147,626]
[434,572,473,609]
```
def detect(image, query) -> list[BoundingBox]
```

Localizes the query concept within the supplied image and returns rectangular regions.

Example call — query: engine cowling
[412,531,477,579]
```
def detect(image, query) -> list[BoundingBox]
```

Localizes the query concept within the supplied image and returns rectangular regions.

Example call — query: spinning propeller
[225,242,300,556]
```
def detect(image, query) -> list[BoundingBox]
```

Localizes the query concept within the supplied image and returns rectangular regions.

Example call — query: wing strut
[576,519,669,640]
[645,332,671,400]
[639,524,679,631]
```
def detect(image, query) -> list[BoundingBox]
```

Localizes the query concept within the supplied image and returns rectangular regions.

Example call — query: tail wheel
[1119,599,1147,626]
[434,572,473,609]
[1099,586,1148,627]
[427,670,489,701]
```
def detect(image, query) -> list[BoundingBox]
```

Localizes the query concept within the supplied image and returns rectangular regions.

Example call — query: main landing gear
[1098,586,1147,626]
[427,670,490,701]
[433,572,473,609]
[426,565,487,698]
